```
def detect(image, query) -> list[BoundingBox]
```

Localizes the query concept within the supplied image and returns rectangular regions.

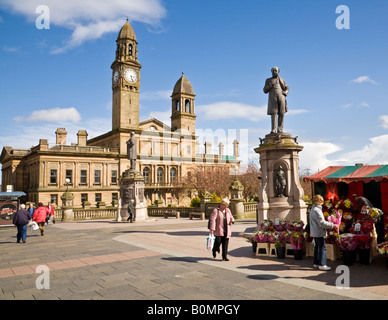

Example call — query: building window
[170,168,177,183]
[66,169,72,183]
[94,170,101,184]
[185,99,190,112]
[50,194,58,205]
[80,170,87,184]
[143,167,150,184]
[95,193,102,203]
[111,170,117,184]
[81,193,88,204]
[128,44,133,56]
[50,169,57,184]
[112,193,118,202]
[157,167,163,184]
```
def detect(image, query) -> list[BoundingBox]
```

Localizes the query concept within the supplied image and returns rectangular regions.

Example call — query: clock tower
[111,18,142,131]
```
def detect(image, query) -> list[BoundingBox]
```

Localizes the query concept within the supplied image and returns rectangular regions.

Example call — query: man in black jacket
[13,204,31,243]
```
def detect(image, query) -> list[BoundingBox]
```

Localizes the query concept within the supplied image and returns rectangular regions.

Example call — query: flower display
[377,241,388,256]
[254,230,268,243]
[348,219,374,235]
[259,219,274,232]
[290,219,304,232]
[360,206,384,222]
[343,199,353,209]
[336,233,358,251]
[289,231,306,250]
[354,234,372,249]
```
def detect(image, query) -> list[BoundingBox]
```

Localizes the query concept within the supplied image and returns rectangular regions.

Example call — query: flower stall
[304,164,388,242]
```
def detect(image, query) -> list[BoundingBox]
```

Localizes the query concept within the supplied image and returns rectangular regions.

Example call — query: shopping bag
[206,233,215,250]
[30,221,39,231]
[27,220,33,227]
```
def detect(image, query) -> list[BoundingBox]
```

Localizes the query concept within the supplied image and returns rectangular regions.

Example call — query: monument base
[254,132,307,225]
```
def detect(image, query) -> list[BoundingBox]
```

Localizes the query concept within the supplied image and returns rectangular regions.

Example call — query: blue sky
[1,0,388,175]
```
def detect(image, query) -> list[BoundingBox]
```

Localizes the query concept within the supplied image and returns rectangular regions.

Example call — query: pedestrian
[27,203,35,219]
[127,199,135,223]
[309,194,336,271]
[209,198,235,261]
[12,204,31,243]
[33,202,47,236]
[46,202,55,224]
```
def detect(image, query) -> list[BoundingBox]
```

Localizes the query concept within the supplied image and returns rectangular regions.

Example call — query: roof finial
[126,17,129,23]
[182,70,184,76]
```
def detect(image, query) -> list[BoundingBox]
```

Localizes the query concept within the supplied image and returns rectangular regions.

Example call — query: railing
[147,206,201,218]
[54,207,117,221]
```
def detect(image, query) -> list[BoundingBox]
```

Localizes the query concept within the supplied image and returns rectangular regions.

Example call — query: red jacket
[46,205,55,216]
[209,206,235,238]
[33,206,47,223]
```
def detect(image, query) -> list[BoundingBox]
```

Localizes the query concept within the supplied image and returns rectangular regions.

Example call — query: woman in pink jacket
[209,198,235,261]
[33,202,47,236]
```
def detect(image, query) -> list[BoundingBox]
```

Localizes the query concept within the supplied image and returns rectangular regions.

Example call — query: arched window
[170,168,177,183]
[185,99,190,113]
[175,100,180,112]
[128,44,133,56]
[157,167,164,184]
[143,167,150,184]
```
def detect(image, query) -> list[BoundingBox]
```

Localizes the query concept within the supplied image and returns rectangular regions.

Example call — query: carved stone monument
[117,133,148,222]
[255,68,307,224]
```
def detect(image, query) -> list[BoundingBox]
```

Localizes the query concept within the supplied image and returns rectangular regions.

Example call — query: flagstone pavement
[1,217,387,302]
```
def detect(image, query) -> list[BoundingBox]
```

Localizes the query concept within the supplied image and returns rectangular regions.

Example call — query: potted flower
[336,233,358,266]
[246,235,257,253]
[274,231,286,259]
[354,234,372,265]
[289,231,306,260]
[377,241,388,269]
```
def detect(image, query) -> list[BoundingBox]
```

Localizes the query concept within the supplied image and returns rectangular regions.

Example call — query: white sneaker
[319,265,331,271]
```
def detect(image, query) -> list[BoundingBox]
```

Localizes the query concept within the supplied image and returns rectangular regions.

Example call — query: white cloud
[379,115,388,129]
[1,0,167,53]
[350,76,377,84]
[299,141,343,173]
[339,134,388,165]
[14,107,81,123]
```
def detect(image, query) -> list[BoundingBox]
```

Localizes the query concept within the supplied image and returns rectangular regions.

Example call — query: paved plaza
[1,217,387,305]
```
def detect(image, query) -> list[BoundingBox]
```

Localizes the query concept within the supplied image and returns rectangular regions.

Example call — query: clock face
[113,70,120,84]
[124,68,138,83]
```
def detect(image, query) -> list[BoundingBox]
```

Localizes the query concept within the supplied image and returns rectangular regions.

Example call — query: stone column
[61,191,74,222]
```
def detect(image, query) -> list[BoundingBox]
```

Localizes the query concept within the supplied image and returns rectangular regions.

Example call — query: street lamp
[65,178,70,192]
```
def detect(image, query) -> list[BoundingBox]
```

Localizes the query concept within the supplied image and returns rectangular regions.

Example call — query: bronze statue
[263,67,289,134]
[126,132,137,170]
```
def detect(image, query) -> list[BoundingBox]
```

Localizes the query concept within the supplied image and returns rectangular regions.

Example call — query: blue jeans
[313,237,327,266]
[16,224,27,242]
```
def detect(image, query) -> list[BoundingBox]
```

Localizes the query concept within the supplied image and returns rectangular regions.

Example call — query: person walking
[209,198,235,261]
[309,194,336,271]
[46,202,55,224]
[13,204,31,243]
[33,202,48,236]
[27,203,35,219]
[126,199,135,223]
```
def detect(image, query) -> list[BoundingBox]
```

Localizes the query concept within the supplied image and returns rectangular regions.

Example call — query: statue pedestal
[61,191,74,222]
[118,169,148,222]
[254,132,307,224]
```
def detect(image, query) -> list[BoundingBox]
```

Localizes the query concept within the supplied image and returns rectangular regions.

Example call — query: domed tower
[111,18,142,131]
[171,72,196,134]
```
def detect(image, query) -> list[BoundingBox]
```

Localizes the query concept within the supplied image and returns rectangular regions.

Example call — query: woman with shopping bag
[209,198,235,261]
[33,202,48,236]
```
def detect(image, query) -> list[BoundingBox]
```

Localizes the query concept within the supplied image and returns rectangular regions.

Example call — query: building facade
[0,19,239,208]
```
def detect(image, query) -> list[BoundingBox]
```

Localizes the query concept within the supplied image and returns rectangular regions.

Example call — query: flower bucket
[293,249,303,260]
[276,247,285,259]
[252,242,257,254]
[342,250,356,266]
[358,248,370,265]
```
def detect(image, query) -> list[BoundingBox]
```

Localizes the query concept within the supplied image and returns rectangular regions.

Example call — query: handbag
[206,233,215,250]
[30,221,39,231]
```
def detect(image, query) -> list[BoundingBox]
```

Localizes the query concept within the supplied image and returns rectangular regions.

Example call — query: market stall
[304,165,388,241]
[0,192,26,226]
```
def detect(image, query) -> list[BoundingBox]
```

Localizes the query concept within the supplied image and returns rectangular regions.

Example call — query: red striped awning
[304,165,388,184]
